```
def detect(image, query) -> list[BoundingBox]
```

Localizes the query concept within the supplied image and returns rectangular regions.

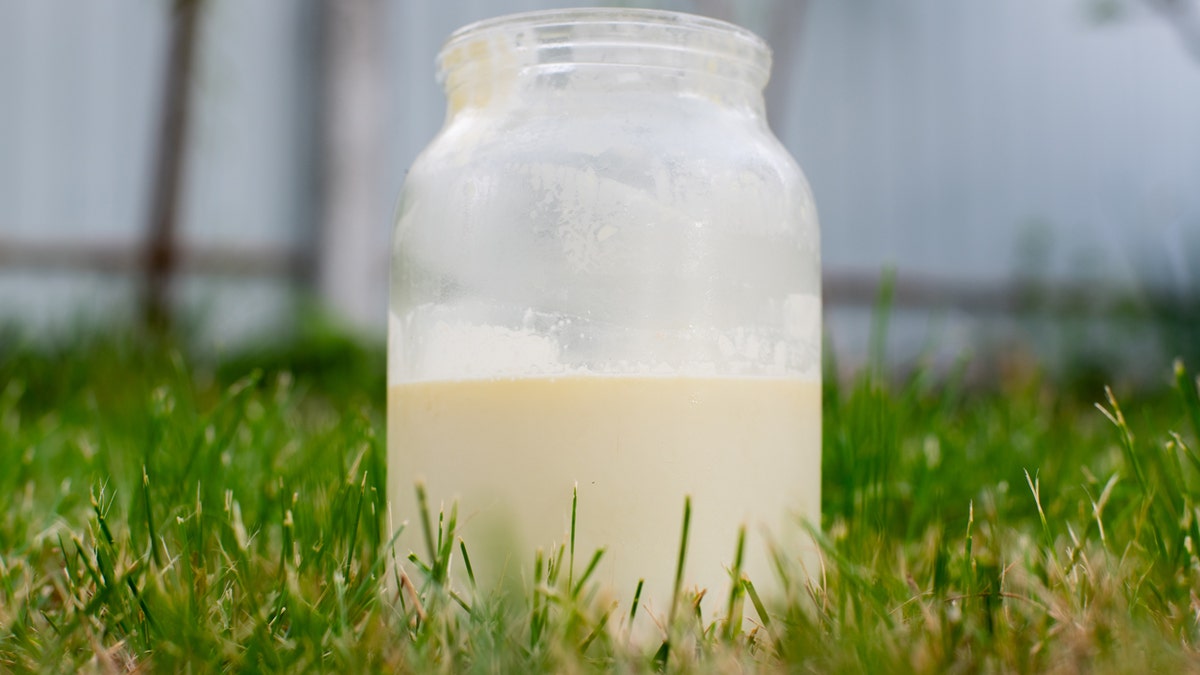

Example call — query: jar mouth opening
[438,8,771,88]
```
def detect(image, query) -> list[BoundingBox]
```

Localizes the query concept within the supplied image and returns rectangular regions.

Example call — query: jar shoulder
[395,106,816,244]
[417,106,803,183]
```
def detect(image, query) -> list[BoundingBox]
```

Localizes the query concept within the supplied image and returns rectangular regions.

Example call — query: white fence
[1,0,1198,361]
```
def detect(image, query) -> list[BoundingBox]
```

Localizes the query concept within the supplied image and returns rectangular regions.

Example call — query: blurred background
[2,0,1198,380]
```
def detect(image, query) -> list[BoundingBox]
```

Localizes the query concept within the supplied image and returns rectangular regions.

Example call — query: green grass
[2,325,1200,672]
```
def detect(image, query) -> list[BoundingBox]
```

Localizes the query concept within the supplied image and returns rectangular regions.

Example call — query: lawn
[2,323,1199,672]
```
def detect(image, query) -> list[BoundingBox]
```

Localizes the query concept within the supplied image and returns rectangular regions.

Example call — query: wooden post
[142,0,203,330]
[317,0,385,331]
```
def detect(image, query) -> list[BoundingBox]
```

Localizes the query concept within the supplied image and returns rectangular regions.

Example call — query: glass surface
[389,8,821,618]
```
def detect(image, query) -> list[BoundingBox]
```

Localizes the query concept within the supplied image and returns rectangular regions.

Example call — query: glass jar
[389,8,820,618]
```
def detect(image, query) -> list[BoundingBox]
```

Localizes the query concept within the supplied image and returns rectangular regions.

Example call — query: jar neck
[437,9,772,118]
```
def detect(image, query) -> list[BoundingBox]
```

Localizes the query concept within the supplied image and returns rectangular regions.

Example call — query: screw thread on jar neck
[437,9,772,117]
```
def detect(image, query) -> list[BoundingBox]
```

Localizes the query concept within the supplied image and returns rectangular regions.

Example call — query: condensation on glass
[389,8,821,619]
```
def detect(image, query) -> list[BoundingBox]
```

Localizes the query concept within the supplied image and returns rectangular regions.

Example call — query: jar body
[389,9,820,615]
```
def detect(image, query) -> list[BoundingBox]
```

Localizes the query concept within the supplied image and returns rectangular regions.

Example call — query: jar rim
[438,8,771,86]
